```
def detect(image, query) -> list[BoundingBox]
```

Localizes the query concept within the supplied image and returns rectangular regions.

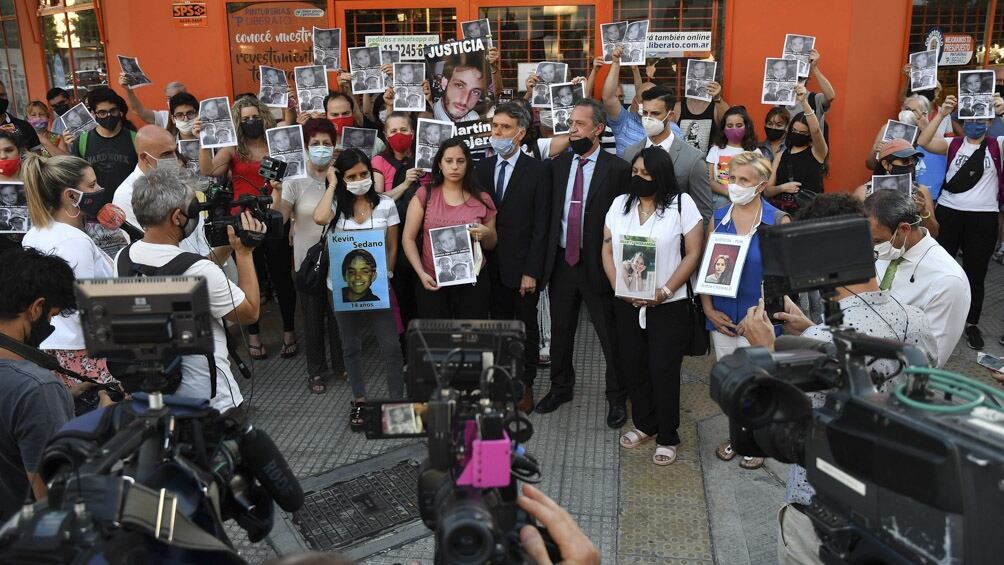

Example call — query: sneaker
[966,325,985,350]
[995,250,1004,265]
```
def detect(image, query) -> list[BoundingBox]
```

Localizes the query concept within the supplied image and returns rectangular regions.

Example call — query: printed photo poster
[430,225,477,286]
[531,61,568,108]
[615,235,658,300]
[425,38,493,122]
[293,65,328,113]
[620,21,649,66]
[198,97,237,149]
[117,55,152,88]
[312,27,342,71]
[393,62,426,112]
[342,127,378,157]
[178,139,200,175]
[782,34,815,77]
[380,50,401,65]
[349,46,385,95]
[909,49,938,92]
[258,65,289,108]
[382,403,424,435]
[0,182,28,234]
[549,82,585,134]
[266,124,306,180]
[601,22,628,63]
[958,70,995,119]
[59,103,97,138]
[871,174,914,196]
[328,229,391,312]
[416,118,457,172]
[694,232,751,298]
[762,58,797,105]
[680,118,712,156]
[455,118,492,163]
[685,59,717,102]
[461,18,492,47]
[882,119,919,145]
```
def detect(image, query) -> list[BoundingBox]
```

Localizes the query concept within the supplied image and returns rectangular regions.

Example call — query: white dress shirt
[560,147,599,248]
[875,229,970,367]
[494,149,520,198]
[644,130,676,152]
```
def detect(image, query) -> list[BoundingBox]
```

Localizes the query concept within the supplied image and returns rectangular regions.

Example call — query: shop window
[478,6,596,92]
[0,0,27,116]
[343,8,459,52]
[39,0,107,100]
[910,0,991,91]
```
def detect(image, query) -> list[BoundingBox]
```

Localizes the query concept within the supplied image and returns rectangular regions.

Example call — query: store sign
[940,34,974,66]
[173,2,207,28]
[365,35,440,61]
[646,31,712,58]
[227,1,326,98]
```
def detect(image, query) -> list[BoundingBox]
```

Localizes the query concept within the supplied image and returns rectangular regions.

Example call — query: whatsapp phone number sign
[646,31,712,58]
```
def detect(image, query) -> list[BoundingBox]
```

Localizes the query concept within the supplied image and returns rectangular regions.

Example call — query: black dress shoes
[606,403,627,429]
[535,390,572,414]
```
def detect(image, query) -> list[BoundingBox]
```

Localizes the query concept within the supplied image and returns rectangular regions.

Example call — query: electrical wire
[894,367,1004,414]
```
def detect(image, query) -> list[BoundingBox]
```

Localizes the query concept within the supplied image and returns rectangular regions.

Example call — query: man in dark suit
[476,102,551,413]
[538,99,630,428]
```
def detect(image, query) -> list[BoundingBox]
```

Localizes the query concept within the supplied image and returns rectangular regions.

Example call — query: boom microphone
[97,203,145,240]
[238,426,304,512]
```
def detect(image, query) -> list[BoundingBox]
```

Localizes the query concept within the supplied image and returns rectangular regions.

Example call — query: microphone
[238,426,304,512]
[97,203,144,240]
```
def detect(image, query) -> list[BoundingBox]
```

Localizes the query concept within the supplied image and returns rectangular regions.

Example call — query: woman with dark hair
[401,138,497,318]
[765,85,828,213]
[757,107,790,162]
[707,106,761,210]
[270,118,345,394]
[313,148,402,429]
[704,255,732,284]
[601,147,703,466]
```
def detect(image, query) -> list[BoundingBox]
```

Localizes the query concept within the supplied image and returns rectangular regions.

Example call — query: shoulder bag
[678,195,710,356]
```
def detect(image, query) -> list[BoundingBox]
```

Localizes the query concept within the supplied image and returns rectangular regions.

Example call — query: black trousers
[489,266,541,387]
[250,222,297,334]
[547,252,625,404]
[612,299,690,446]
[935,205,997,324]
[415,272,491,319]
[301,289,344,378]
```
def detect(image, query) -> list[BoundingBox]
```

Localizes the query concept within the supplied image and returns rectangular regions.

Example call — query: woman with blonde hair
[20,153,118,394]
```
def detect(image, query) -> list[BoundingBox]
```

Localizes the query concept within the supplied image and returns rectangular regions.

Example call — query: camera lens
[738,382,776,425]
[439,499,495,564]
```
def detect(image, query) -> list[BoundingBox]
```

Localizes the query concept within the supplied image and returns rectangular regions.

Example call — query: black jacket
[475,151,551,289]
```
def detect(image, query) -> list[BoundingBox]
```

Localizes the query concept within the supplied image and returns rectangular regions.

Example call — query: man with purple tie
[539,99,631,428]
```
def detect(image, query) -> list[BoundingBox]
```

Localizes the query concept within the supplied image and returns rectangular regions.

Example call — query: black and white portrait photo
[117,55,152,88]
[349,46,384,94]
[549,82,584,134]
[601,22,628,63]
[416,118,455,172]
[313,27,342,71]
[0,182,27,233]
[782,34,815,77]
[59,103,97,137]
[198,97,236,149]
[461,18,492,46]
[882,119,919,145]
[294,65,329,113]
[909,49,938,92]
[761,58,797,105]
[258,65,289,108]
[958,70,995,119]
[341,127,378,157]
[620,21,649,66]
[266,125,306,180]
[430,225,476,286]
[531,61,568,108]
[393,62,426,111]
[872,174,913,196]
[685,59,717,102]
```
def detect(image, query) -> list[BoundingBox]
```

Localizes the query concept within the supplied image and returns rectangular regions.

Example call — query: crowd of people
[0,25,997,565]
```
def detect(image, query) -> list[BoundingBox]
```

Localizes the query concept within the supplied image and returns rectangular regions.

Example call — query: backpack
[76,128,138,157]
[945,136,1004,204]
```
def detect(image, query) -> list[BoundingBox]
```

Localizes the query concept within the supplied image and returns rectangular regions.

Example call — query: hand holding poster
[59,103,97,138]
[881,119,919,144]
[430,225,477,286]
[549,82,586,134]
[461,18,493,47]
[782,34,815,78]
[328,229,391,311]
[425,38,492,123]
[615,235,658,300]
[694,233,752,298]
[761,58,797,105]
[0,182,28,234]
[198,97,237,149]
[393,62,426,112]
[349,46,385,95]
[312,27,342,71]
[266,125,306,180]
[294,65,328,113]
[117,55,152,88]
[685,60,717,102]
[416,118,457,172]
[957,70,995,120]
[258,65,289,108]
[909,49,938,92]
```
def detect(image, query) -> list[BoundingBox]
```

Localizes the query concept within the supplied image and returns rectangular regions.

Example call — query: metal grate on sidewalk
[291,459,422,551]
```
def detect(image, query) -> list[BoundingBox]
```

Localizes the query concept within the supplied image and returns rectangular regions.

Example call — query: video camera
[710,216,1004,564]
[0,277,303,564]
[361,320,560,565]
[200,156,286,248]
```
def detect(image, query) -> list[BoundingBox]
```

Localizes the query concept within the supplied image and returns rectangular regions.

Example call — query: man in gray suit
[622,86,713,222]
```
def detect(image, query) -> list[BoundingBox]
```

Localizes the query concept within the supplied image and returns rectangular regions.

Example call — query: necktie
[565,157,588,266]
[879,257,905,291]
[496,160,508,202]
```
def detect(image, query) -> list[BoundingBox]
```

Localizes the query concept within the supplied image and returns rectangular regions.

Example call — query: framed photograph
[685,59,717,102]
[881,119,918,145]
[58,102,97,138]
[416,118,456,172]
[265,125,306,180]
[0,182,28,234]
[117,55,152,88]
[548,82,585,133]
[198,97,237,149]
[312,27,342,71]
[909,49,938,92]
[871,174,914,196]
[328,229,391,311]
[341,127,378,157]
[782,34,815,77]
[430,225,476,286]
[615,235,658,300]
[694,233,751,298]
[293,65,329,113]
[958,70,995,120]
[258,65,289,108]
[381,403,424,435]
[761,58,797,105]
[461,18,492,46]
[601,22,628,63]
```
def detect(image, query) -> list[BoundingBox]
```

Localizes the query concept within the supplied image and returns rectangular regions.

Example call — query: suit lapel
[501,156,529,208]
[554,153,573,212]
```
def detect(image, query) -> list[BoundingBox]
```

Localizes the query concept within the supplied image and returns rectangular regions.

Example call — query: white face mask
[346,177,373,195]
[175,118,195,134]
[728,181,761,205]
[897,110,917,126]
[641,115,666,137]
[146,152,180,171]
[874,228,907,261]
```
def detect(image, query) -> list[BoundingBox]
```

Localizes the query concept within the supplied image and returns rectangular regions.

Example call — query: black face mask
[52,103,70,116]
[787,131,811,147]
[241,119,264,139]
[765,127,785,141]
[569,136,594,156]
[96,115,121,131]
[73,187,107,217]
[26,303,55,348]
[887,164,914,176]
[628,176,659,197]
[0,98,8,116]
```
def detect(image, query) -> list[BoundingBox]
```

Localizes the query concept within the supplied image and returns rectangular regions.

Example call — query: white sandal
[619,429,652,449]
[653,445,677,466]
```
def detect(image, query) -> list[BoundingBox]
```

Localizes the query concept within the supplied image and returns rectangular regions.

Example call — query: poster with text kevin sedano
[328,229,390,312]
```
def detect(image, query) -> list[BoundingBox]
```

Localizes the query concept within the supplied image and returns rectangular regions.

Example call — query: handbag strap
[677,195,696,301]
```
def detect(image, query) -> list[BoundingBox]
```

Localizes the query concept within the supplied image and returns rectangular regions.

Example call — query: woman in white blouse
[602,147,704,466]
[21,153,117,394]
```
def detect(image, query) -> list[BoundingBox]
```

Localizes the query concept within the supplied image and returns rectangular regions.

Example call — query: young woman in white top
[706,106,762,210]
[314,148,403,431]
[602,147,704,466]
[21,153,117,394]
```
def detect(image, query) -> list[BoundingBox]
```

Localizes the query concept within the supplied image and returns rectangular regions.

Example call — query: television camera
[200,156,286,248]
[0,277,303,564]
[361,319,561,565]
[710,216,1004,564]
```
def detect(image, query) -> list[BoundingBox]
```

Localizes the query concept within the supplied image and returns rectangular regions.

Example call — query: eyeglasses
[94,109,122,119]
[173,110,197,121]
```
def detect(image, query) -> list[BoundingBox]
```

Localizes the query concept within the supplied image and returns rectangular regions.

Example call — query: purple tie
[565,157,588,266]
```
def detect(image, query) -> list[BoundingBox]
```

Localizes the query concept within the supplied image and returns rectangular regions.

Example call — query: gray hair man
[864,189,969,367]
[116,167,265,413]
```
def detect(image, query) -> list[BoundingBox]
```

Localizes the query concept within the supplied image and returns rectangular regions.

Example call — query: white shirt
[153,110,170,129]
[939,137,1002,212]
[112,165,212,256]
[23,221,114,350]
[560,148,599,248]
[281,175,327,269]
[644,130,676,152]
[117,241,246,412]
[604,193,702,305]
[494,149,520,197]
[875,230,970,367]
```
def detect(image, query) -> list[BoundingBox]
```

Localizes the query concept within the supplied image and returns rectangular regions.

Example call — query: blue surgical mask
[308,145,334,166]
[489,135,516,157]
[963,121,989,140]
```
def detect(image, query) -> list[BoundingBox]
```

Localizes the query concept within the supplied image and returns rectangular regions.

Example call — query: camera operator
[736,193,937,565]
[0,248,77,520]
[115,166,264,413]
